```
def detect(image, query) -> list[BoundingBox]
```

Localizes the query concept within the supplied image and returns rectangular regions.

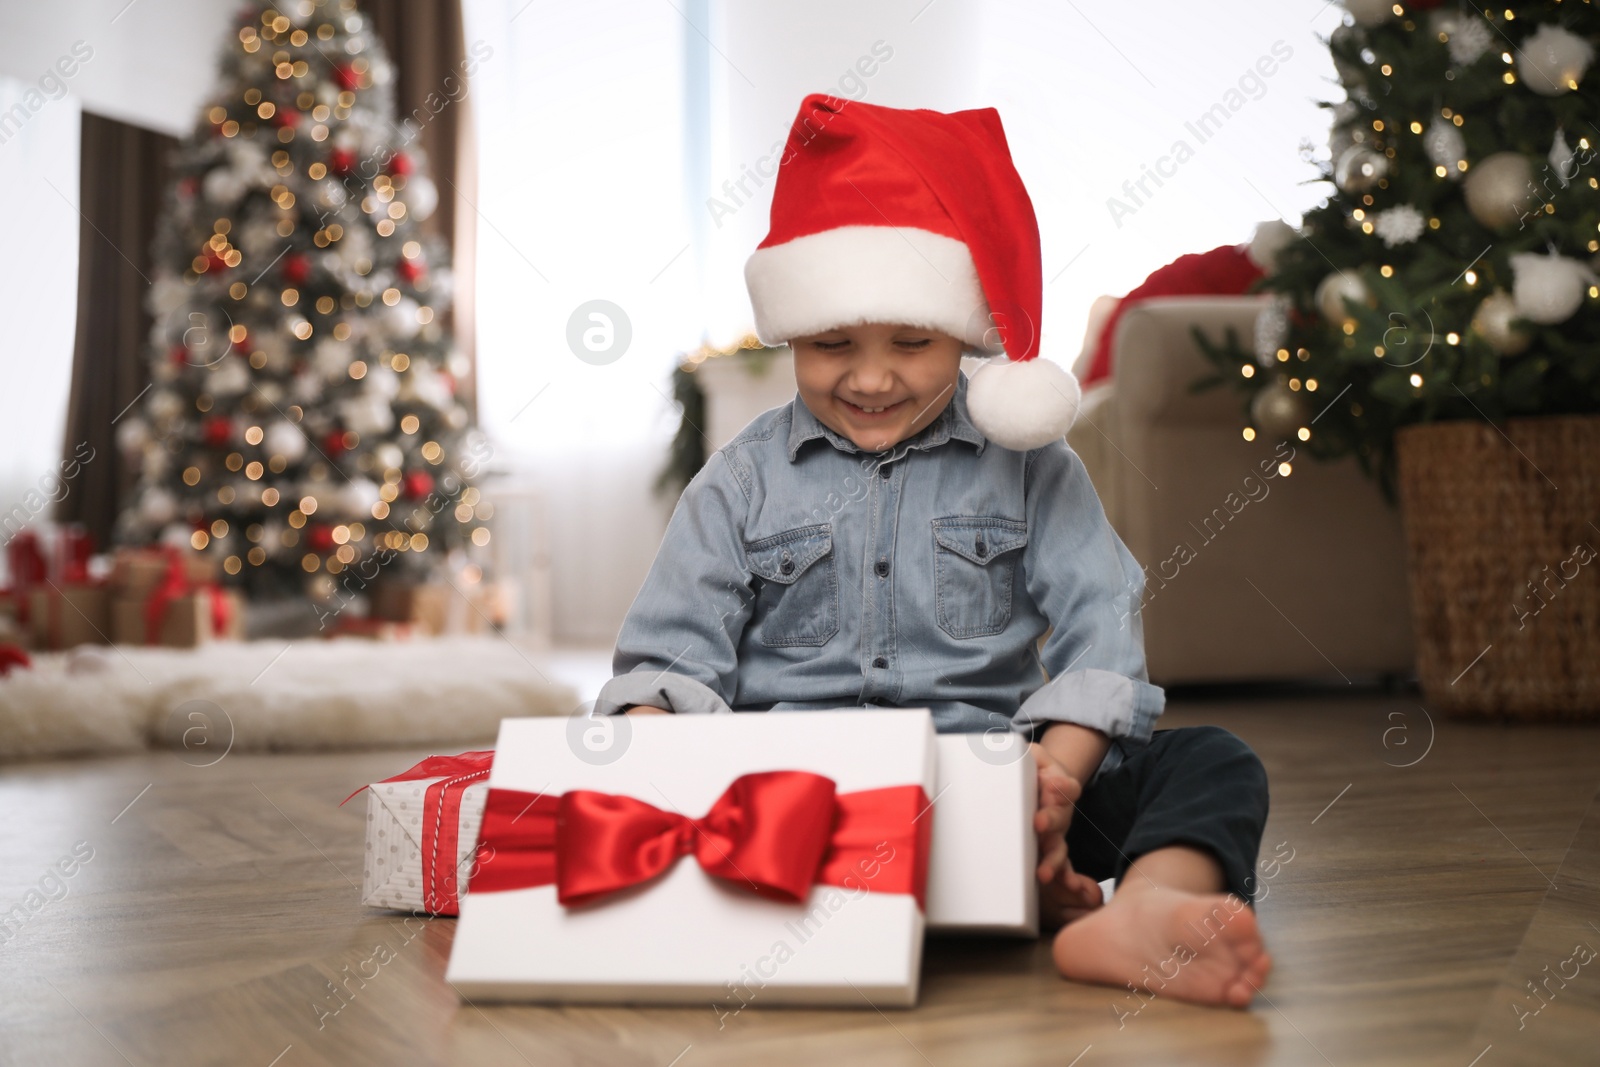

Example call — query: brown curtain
[55,112,176,550]
[367,0,478,411]
[58,0,479,548]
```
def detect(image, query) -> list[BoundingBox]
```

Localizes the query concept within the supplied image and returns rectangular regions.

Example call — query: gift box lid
[446,710,937,1007]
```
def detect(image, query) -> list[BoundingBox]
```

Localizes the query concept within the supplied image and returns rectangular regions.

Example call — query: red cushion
[1081,243,1263,387]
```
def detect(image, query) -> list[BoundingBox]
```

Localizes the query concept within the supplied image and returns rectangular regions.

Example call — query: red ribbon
[471,771,931,910]
[6,529,50,626]
[141,546,233,645]
[344,750,496,915]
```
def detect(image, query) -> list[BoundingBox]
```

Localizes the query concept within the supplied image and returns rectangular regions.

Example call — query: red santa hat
[744,93,1080,451]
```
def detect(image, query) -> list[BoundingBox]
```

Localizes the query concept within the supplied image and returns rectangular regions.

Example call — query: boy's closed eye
[806,337,933,352]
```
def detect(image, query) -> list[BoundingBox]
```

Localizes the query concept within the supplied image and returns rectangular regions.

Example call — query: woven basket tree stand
[1395,415,1600,720]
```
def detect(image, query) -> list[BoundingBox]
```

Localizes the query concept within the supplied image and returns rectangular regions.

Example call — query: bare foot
[1050,883,1271,1009]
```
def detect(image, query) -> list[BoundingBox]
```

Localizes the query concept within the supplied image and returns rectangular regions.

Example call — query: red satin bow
[471,771,931,909]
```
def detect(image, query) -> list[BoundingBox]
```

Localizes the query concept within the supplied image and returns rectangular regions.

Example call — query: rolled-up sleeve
[1008,442,1165,750]
[594,450,753,716]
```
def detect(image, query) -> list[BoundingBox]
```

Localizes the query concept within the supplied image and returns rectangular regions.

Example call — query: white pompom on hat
[744,93,1080,451]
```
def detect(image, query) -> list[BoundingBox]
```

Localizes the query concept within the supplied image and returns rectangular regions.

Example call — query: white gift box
[925,732,1039,936]
[446,710,938,1007]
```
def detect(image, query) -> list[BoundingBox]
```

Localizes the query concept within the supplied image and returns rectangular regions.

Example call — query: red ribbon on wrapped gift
[142,545,234,645]
[5,529,50,626]
[471,771,932,910]
[345,750,496,915]
[56,525,94,584]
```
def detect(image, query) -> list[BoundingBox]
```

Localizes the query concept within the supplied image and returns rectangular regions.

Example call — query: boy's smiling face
[789,322,964,453]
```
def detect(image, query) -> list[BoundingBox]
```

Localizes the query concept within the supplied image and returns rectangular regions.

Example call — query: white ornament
[375,443,404,471]
[1335,145,1389,193]
[1374,204,1426,248]
[1254,293,1291,367]
[1550,128,1576,189]
[339,478,382,515]
[1463,152,1535,230]
[141,487,178,526]
[115,418,150,456]
[314,338,355,380]
[364,364,401,400]
[1471,291,1532,356]
[202,166,247,204]
[1247,220,1296,273]
[1518,25,1594,96]
[1316,272,1370,325]
[965,357,1081,452]
[1423,120,1467,180]
[207,358,251,396]
[1511,251,1599,325]
[341,395,395,436]
[264,420,308,463]
[317,179,348,211]
[385,296,421,339]
[1340,0,1392,27]
[1444,15,1493,66]
[148,390,183,424]
[148,274,190,317]
[405,176,438,222]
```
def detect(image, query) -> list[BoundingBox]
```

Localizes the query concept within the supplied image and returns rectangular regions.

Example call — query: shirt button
[880,464,892,479]
[872,656,888,669]
[975,538,988,558]
[779,557,794,575]
[875,559,889,578]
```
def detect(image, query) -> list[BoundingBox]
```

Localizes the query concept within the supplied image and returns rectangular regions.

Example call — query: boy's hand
[1030,742,1082,884]
[624,705,669,714]
[1030,741,1105,929]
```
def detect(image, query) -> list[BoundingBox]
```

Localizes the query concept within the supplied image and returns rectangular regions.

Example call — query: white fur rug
[0,638,579,762]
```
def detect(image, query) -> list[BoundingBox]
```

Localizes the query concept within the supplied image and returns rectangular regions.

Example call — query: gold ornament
[1250,379,1312,442]
[1470,290,1532,356]
[1315,271,1371,325]
[1462,153,1535,230]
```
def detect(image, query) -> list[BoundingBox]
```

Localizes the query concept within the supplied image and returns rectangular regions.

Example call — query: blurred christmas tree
[116,0,490,604]
[1196,1,1600,501]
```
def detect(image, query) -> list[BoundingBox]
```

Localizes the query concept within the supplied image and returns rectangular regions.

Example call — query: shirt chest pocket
[931,516,1029,639]
[744,524,839,648]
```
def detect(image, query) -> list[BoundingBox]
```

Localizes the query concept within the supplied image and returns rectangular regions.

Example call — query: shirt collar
[785,372,988,462]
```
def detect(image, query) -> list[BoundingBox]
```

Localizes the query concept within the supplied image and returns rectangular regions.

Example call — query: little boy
[595,94,1271,1008]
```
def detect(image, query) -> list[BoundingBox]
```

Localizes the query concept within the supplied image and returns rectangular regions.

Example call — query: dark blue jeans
[1066,726,1270,903]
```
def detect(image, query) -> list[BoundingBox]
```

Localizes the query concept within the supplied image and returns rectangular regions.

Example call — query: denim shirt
[596,372,1166,782]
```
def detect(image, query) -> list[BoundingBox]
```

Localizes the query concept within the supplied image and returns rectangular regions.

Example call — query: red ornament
[282,253,311,286]
[178,176,199,199]
[169,344,190,366]
[330,147,355,176]
[402,470,434,500]
[388,152,413,177]
[203,249,229,274]
[201,416,233,448]
[275,107,300,128]
[335,64,362,91]
[396,257,424,284]
[322,429,347,456]
[306,524,335,553]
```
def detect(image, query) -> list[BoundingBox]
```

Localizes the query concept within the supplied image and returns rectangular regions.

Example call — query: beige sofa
[1068,296,1415,685]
